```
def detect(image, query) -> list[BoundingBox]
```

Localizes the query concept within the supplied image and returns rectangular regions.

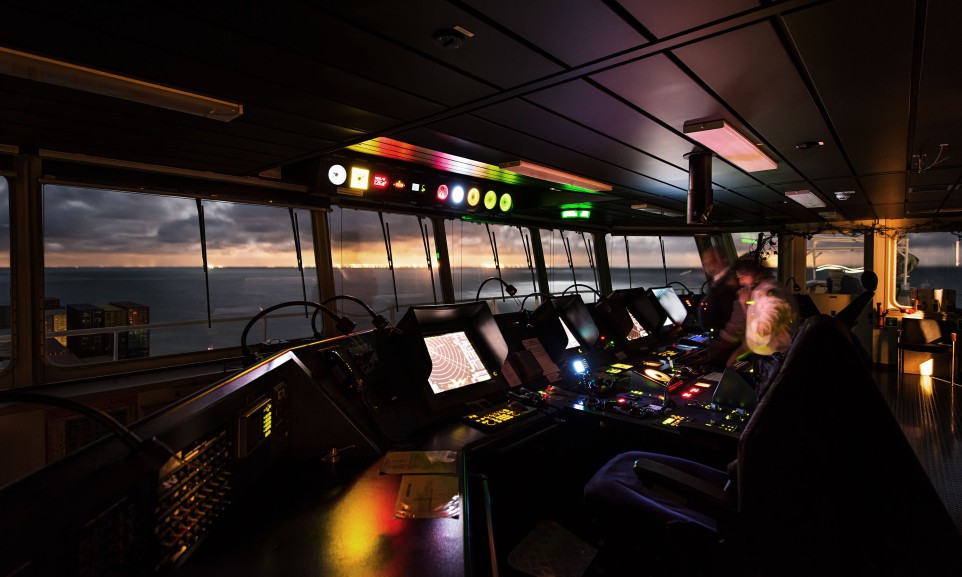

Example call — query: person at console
[730,259,798,396]
[700,247,742,366]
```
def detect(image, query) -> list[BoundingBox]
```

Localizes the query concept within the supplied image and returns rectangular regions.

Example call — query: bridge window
[42,185,317,366]
[328,207,439,324]
[894,232,960,311]
[607,235,702,293]
[447,220,536,313]
[542,229,600,301]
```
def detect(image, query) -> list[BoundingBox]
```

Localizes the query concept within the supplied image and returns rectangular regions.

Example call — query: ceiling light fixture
[631,203,684,217]
[683,120,777,172]
[785,189,826,209]
[499,160,613,192]
[0,46,243,121]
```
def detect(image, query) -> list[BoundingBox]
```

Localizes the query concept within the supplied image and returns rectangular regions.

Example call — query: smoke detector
[834,190,855,201]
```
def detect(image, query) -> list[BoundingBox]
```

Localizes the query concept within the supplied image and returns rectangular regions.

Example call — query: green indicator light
[484,190,498,210]
[579,210,590,218]
[561,210,578,219]
[499,193,512,212]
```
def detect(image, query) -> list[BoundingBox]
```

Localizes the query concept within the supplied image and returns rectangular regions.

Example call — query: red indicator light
[617,398,627,404]
[689,387,700,393]
[437,184,449,200]
[372,174,389,188]
[681,392,692,398]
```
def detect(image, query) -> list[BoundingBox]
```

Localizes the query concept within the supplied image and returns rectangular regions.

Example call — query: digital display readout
[237,397,272,459]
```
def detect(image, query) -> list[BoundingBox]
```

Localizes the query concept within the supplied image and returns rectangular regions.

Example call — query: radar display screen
[425,331,492,394]
[625,310,650,341]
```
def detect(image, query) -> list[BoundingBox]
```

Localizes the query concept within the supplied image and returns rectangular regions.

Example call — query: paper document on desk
[394,474,461,519]
[379,450,458,475]
[521,338,562,382]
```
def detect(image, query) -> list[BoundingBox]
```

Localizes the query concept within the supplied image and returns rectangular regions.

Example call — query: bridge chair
[897,317,957,385]
[584,315,961,577]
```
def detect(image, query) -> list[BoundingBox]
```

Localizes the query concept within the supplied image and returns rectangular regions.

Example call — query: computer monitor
[649,286,688,330]
[396,302,509,418]
[594,291,655,353]
[531,295,600,362]
[609,288,665,337]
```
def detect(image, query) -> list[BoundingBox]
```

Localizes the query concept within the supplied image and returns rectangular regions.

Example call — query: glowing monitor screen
[652,287,687,326]
[561,319,581,350]
[425,331,492,394]
[625,310,650,341]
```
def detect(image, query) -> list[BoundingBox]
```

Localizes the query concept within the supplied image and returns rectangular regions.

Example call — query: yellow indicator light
[262,402,273,438]
[349,167,370,190]
[467,187,481,206]
[499,193,513,212]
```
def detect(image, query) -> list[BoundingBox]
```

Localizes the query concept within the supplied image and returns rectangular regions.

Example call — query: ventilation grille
[154,429,232,572]
[908,184,958,194]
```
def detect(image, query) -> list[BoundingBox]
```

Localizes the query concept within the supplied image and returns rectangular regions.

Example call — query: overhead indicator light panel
[499,192,513,212]
[484,190,498,210]
[467,187,481,207]
[328,164,347,186]
[372,174,389,189]
[349,166,370,190]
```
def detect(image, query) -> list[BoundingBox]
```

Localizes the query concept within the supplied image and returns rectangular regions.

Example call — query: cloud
[42,186,312,264]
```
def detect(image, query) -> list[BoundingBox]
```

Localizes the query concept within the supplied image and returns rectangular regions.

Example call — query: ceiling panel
[462,0,645,67]
[784,0,915,176]
[619,0,762,39]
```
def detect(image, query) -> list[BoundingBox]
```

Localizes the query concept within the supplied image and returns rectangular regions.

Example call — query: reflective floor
[874,365,962,534]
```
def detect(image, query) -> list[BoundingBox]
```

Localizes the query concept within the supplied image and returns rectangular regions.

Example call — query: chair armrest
[633,457,735,517]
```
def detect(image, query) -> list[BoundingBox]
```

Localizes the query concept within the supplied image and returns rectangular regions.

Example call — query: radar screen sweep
[425,331,492,394]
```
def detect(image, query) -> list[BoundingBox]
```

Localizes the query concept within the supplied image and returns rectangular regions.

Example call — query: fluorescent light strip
[0,46,242,121]
[684,120,777,172]
[499,160,612,192]
[785,189,826,209]
[631,203,684,217]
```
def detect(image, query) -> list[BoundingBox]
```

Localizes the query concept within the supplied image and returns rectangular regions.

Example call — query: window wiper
[378,212,399,311]
[195,199,212,328]
[289,208,308,317]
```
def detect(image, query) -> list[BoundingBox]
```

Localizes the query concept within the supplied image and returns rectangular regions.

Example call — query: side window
[806,233,864,294]
[729,232,778,265]
[894,232,960,311]
[607,235,702,292]
[42,185,317,365]
[328,206,439,323]
[447,220,536,312]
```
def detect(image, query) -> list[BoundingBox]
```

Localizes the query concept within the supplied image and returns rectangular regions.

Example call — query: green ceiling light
[499,192,513,212]
[560,202,592,218]
[484,190,498,210]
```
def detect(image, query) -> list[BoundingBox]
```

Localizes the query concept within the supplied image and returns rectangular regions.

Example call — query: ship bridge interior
[1,2,962,577]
